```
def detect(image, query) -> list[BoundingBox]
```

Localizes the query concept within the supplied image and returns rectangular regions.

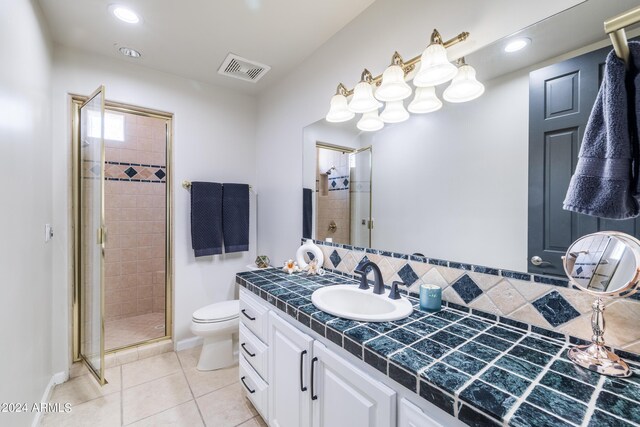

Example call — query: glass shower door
[350,147,372,247]
[79,86,107,384]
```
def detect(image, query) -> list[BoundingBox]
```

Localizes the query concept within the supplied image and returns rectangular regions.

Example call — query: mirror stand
[563,231,640,378]
[567,297,631,378]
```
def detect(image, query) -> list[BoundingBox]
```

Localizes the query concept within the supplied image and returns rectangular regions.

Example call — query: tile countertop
[236,268,640,427]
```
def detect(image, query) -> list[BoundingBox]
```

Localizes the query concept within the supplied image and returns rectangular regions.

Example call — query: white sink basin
[311,285,413,322]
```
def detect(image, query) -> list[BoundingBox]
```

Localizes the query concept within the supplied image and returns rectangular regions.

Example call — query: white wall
[255,0,582,267]
[0,1,53,425]
[51,46,258,370]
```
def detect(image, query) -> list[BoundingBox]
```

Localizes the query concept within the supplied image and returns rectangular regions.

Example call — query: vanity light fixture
[504,37,531,53]
[325,28,482,131]
[357,110,384,132]
[443,57,485,103]
[348,69,382,113]
[408,86,442,114]
[380,100,410,123]
[110,5,140,24]
[326,84,355,122]
[375,52,413,102]
[413,30,459,87]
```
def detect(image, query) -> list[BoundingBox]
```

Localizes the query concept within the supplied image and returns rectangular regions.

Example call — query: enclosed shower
[73,87,172,383]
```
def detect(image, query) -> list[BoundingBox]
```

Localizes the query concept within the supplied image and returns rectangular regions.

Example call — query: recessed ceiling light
[504,38,531,53]
[119,47,142,58]
[110,5,140,24]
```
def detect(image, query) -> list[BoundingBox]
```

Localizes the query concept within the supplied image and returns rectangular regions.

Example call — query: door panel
[529,46,609,275]
[79,86,106,384]
[269,311,313,427]
[312,341,395,427]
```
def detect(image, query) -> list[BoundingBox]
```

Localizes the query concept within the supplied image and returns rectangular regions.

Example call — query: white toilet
[190,300,240,371]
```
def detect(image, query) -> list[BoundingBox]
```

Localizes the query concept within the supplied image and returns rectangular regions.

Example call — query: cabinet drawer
[239,288,269,343]
[239,322,268,381]
[239,354,268,421]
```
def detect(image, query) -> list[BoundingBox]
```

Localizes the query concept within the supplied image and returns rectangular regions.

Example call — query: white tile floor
[105,312,166,350]
[42,347,266,427]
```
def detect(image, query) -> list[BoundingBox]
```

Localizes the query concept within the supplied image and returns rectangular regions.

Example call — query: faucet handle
[353,269,369,290]
[389,281,406,300]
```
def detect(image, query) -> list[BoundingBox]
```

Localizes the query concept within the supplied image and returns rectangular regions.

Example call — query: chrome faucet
[354,261,386,295]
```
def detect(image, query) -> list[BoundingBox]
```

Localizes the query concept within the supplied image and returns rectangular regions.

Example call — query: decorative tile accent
[328,175,349,191]
[397,263,419,286]
[104,161,167,183]
[329,250,342,268]
[451,274,483,304]
[532,291,580,327]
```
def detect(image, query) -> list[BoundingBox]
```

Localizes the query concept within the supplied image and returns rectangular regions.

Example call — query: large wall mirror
[302,0,640,277]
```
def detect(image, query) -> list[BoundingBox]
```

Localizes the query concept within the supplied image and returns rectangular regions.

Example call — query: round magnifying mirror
[562,231,640,378]
[564,232,640,297]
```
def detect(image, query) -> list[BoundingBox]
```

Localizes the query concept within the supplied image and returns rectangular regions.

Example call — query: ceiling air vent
[217,53,271,83]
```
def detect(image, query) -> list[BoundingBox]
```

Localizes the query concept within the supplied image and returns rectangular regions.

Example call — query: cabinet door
[312,341,396,427]
[269,311,313,427]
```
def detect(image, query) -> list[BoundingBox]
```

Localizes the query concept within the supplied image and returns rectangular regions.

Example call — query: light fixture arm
[335,83,350,97]
[339,29,470,92]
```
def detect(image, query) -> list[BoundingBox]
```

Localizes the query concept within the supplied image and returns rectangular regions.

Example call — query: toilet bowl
[190,300,239,371]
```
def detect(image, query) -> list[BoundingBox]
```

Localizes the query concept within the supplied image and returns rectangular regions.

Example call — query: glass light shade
[348,81,382,113]
[375,65,412,102]
[326,94,355,122]
[413,43,457,87]
[357,110,384,132]
[443,64,485,103]
[408,86,442,114]
[380,100,409,123]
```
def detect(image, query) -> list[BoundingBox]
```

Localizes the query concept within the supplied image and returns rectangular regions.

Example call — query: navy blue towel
[564,42,640,219]
[190,182,223,257]
[223,183,250,253]
[303,188,312,239]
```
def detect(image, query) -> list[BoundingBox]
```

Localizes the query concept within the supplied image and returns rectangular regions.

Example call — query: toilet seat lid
[193,300,239,323]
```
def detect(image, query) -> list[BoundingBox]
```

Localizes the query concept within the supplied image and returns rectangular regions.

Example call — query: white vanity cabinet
[268,311,314,427]
[240,288,397,427]
[239,288,270,421]
[312,341,396,427]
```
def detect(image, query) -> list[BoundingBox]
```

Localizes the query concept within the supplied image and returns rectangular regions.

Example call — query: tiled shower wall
[104,113,167,322]
[313,240,640,354]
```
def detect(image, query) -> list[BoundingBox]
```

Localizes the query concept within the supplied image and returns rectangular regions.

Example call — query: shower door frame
[71,95,174,361]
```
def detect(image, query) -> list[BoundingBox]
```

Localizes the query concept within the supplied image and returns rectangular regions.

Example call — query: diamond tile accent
[452,274,483,304]
[154,169,166,180]
[398,264,419,286]
[89,164,101,176]
[331,180,337,188]
[532,291,580,327]
[124,167,138,178]
[329,250,342,268]
[343,178,349,187]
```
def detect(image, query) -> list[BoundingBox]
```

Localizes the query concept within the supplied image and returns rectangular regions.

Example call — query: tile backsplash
[307,239,640,354]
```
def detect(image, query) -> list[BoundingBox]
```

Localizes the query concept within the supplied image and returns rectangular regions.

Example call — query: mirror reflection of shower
[315,144,371,247]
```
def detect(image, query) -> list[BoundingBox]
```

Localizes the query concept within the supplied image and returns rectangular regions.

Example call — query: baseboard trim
[176,336,202,352]
[31,371,67,427]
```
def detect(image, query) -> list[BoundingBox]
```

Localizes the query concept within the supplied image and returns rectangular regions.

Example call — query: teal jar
[420,284,442,312]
